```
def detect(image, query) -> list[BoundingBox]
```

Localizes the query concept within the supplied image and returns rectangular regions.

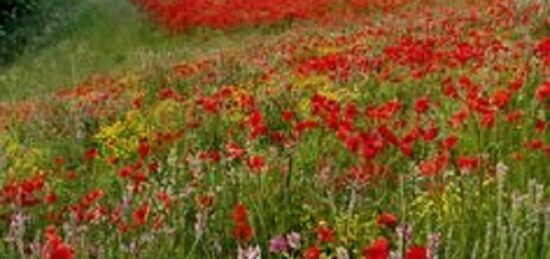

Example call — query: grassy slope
[0,0,274,101]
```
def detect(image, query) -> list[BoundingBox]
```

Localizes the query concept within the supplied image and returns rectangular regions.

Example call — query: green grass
[0,0,277,101]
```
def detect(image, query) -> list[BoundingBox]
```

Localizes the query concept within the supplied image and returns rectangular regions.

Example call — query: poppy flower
[247,155,266,173]
[414,96,430,114]
[42,226,75,259]
[85,148,99,161]
[303,245,322,259]
[362,237,390,259]
[227,142,246,160]
[45,192,57,205]
[316,225,335,243]
[535,81,550,101]
[457,156,480,172]
[118,166,133,178]
[441,135,458,150]
[233,222,253,242]
[133,203,150,226]
[233,203,248,222]
[406,245,428,259]
[377,212,398,227]
[138,138,151,159]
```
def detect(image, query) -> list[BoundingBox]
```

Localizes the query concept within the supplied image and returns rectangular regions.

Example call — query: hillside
[0,1,549,258]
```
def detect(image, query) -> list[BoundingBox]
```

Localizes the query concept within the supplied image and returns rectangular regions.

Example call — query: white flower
[238,245,262,259]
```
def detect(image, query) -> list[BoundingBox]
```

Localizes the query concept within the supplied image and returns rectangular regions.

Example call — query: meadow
[0,0,549,258]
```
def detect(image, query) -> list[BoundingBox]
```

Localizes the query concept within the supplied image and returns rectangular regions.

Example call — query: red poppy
[414,96,430,114]
[282,110,295,122]
[457,156,480,172]
[133,202,150,226]
[316,225,335,243]
[197,195,215,209]
[138,138,151,159]
[82,189,104,206]
[226,142,245,160]
[535,81,550,101]
[247,155,266,173]
[42,226,75,259]
[362,237,390,259]
[377,212,398,227]
[303,245,322,259]
[233,203,248,223]
[490,89,511,109]
[85,148,99,161]
[118,166,133,178]
[441,135,458,150]
[45,192,57,205]
[233,222,253,242]
[406,245,428,259]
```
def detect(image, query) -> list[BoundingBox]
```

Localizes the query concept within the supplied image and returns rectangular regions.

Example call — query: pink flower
[268,235,288,254]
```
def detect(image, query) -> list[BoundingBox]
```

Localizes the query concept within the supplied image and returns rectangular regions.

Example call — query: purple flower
[396,224,413,245]
[286,232,301,250]
[269,235,288,254]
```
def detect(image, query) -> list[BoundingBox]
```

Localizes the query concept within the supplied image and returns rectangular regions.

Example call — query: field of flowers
[0,0,549,258]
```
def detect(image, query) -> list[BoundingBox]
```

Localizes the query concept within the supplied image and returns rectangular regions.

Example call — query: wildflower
[427,233,441,259]
[286,232,301,250]
[504,110,524,123]
[54,156,65,167]
[133,202,150,226]
[534,37,550,65]
[233,202,253,242]
[316,225,335,243]
[85,148,99,161]
[227,142,245,160]
[377,212,398,228]
[535,119,546,133]
[82,189,105,206]
[233,203,248,222]
[335,246,350,259]
[457,156,480,172]
[234,222,254,242]
[405,245,428,259]
[247,155,266,173]
[303,245,322,259]
[197,195,215,210]
[45,192,57,205]
[490,89,511,109]
[362,237,390,259]
[281,110,295,122]
[118,166,133,178]
[496,162,509,176]
[42,226,74,259]
[441,135,458,150]
[535,81,550,101]
[396,224,413,244]
[138,138,151,159]
[194,212,207,239]
[268,235,288,254]
[238,245,261,259]
[414,96,430,114]
[422,126,439,142]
